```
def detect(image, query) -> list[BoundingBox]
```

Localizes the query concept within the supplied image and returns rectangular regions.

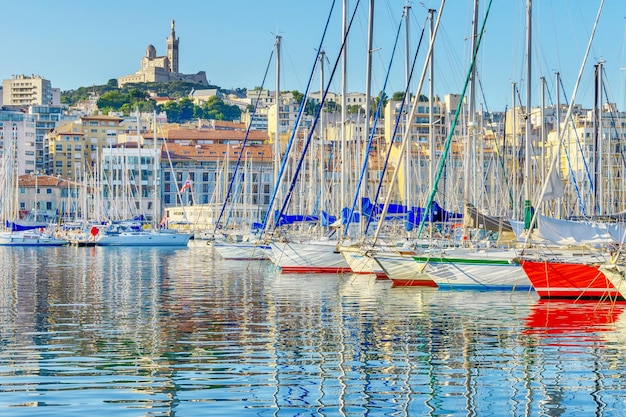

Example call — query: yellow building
[47,115,124,180]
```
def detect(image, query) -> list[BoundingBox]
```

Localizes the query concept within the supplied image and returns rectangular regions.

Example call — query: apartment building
[100,146,161,222]
[2,74,56,106]
[17,174,81,223]
[0,110,37,176]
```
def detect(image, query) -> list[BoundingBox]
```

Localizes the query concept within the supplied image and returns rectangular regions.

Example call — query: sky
[1,0,625,111]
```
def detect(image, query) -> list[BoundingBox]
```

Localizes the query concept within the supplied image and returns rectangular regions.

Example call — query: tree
[347,104,364,115]
[160,101,182,123]
[97,90,127,111]
[324,101,340,113]
[370,91,388,115]
[391,91,406,101]
[290,90,304,104]
[305,99,320,116]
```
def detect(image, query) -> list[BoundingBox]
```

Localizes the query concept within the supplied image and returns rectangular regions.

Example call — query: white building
[100,146,161,222]
[0,110,37,176]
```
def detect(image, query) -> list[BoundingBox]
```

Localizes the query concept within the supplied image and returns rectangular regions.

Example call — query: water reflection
[1,246,626,415]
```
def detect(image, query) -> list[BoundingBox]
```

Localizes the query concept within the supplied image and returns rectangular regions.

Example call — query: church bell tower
[166,19,179,73]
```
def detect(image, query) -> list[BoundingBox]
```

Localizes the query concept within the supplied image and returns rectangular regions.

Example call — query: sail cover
[463,203,513,232]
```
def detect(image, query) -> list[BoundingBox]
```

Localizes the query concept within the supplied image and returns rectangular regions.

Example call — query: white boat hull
[0,231,68,246]
[96,231,191,246]
[268,240,351,273]
[340,246,386,277]
[420,248,532,291]
[373,252,435,286]
[212,242,270,260]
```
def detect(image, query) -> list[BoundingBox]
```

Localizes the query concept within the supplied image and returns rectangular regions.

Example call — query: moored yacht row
[4,216,626,304]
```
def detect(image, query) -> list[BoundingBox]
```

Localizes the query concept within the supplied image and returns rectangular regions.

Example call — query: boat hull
[418,249,532,291]
[519,259,618,299]
[212,242,270,260]
[373,252,436,287]
[340,246,387,279]
[96,231,191,247]
[268,240,351,274]
[0,231,68,246]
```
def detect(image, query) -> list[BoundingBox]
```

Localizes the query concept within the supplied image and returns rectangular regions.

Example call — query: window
[47,189,52,194]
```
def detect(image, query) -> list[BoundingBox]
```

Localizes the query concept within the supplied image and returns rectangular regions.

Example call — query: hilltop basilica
[117,20,208,87]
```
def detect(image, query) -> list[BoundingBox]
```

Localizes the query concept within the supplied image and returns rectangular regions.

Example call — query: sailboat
[388,0,533,291]
[206,39,281,261]
[0,225,68,246]
[95,112,190,247]
[513,1,620,299]
[0,134,67,246]
[340,3,445,282]
[263,1,359,274]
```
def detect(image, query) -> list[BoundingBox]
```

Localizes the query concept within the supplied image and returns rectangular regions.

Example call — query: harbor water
[1,242,626,416]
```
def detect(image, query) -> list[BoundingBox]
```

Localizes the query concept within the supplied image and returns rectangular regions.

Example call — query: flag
[180,178,191,192]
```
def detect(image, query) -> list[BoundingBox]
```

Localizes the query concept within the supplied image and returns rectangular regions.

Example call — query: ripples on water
[1,243,626,416]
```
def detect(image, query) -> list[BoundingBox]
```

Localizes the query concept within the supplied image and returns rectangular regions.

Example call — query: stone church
[118,20,208,87]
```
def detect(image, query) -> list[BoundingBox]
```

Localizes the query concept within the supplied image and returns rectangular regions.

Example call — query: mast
[153,111,159,226]
[362,0,374,235]
[523,0,533,229]
[525,0,604,235]
[341,0,348,218]
[555,71,561,218]
[593,60,604,216]
[428,7,436,235]
[464,0,479,209]
[319,49,326,233]
[404,2,412,224]
[373,0,445,243]
[274,35,281,202]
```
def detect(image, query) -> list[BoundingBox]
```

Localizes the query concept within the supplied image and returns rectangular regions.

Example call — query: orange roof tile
[166,128,268,142]
[18,174,78,188]
[162,143,273,162]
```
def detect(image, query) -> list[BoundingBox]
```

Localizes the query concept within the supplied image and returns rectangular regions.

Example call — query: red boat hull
[390,278,438,288]
[280,266,353,274]
[520,259,621,299]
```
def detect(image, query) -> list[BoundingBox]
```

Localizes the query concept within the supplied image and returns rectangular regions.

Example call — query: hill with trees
[60,79,244,123]
[60,79,425,124]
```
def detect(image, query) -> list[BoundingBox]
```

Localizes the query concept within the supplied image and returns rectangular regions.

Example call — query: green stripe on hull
[412,256,511,266]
